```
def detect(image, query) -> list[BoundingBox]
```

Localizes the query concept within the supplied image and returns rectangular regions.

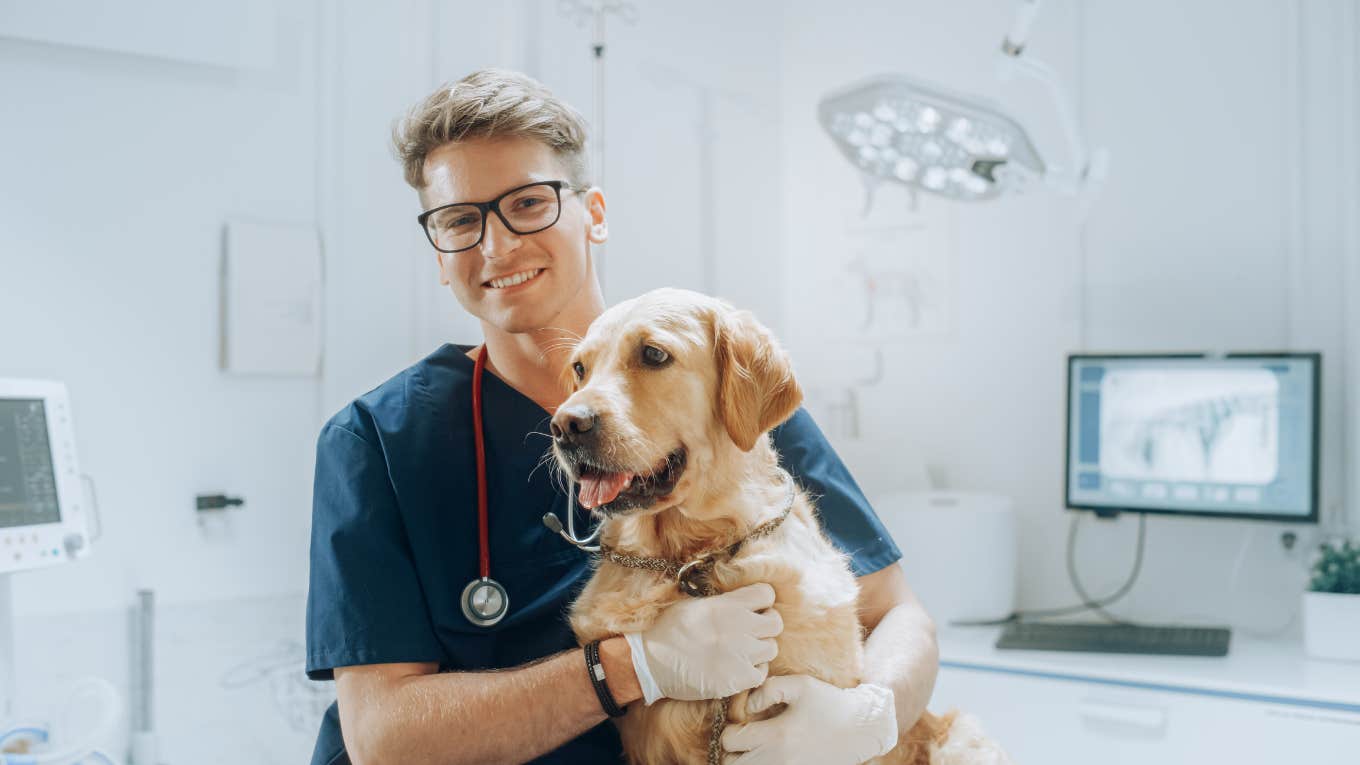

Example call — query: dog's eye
[641,345,670,367]
[573,361,586,380]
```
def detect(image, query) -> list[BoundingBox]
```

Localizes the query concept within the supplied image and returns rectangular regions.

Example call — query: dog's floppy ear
[713,308,804,451]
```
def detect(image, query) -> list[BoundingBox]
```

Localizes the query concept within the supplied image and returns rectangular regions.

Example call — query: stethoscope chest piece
[461,576,509,627]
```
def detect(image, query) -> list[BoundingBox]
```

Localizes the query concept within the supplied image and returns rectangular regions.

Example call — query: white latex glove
[722,674,898,765]
[624,583,783,703]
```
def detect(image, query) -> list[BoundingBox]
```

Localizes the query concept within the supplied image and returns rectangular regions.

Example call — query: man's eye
[641,345,670,367]
[573,361,586,379]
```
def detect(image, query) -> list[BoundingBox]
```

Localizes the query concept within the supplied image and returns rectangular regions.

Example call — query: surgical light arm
[995,0,1108,196]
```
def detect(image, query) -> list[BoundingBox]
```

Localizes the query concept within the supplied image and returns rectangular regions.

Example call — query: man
[305,68,938,765]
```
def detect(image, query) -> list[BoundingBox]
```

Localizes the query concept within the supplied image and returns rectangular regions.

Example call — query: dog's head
[550,288,802,520]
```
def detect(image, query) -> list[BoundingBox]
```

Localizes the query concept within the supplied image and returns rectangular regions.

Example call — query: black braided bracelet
[583,639,628,717]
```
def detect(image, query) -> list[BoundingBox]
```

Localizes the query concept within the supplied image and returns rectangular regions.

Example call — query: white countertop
[938,625,1360,712]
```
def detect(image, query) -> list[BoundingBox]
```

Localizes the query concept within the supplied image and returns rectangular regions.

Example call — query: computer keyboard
[996,621,1231,657]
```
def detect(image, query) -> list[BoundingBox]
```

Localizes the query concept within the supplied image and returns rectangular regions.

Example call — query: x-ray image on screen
[1099,369,1279,485]
[1066,354,1317,521]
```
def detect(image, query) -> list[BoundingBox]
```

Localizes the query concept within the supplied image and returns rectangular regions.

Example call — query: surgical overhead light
[818,0,1107,207]
[820,78,1045,202]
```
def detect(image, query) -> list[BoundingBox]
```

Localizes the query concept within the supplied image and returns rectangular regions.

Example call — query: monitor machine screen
[0,379,89,574]
[1066,354,1319,523]
[0,398,63,530]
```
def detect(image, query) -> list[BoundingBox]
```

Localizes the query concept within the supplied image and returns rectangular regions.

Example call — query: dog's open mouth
[573,447,688,514]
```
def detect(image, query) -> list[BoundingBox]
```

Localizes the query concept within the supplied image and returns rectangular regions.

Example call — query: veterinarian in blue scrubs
[306,348,902,763]
[306,68,938,765]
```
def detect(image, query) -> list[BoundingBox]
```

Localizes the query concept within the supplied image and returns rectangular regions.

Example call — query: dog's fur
[553,288,1005,765]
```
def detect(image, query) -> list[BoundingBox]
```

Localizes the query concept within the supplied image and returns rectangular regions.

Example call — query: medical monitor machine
[0,378,93,719]
[1066,354,1320,524]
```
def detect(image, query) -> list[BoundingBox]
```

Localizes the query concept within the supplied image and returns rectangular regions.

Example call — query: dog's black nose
[551,405,598,445]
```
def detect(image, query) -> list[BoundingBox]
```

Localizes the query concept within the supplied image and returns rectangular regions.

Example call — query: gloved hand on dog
[721,674,898,765]
[624,583,783,703]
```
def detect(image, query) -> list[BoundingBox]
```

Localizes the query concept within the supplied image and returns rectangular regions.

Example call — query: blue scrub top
[305,343,902,765]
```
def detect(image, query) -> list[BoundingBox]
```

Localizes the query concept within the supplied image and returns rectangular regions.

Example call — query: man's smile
[482,267,545,290]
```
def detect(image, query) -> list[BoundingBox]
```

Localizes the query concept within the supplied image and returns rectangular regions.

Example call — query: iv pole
[559,0,636,297]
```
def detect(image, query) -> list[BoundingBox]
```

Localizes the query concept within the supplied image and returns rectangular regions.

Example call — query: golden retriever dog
[552,288,1010,765]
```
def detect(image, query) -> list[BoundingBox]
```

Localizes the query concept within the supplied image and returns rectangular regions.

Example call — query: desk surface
[938,625,1360,712]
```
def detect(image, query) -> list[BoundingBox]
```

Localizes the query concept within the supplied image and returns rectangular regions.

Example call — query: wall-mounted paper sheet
[222,221,322,377]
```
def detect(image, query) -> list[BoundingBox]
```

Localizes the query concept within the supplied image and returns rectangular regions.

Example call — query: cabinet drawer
[933,663,1360,764]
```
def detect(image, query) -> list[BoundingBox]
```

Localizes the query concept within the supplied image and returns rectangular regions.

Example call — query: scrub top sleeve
[771,408,903,577]
[306,420,445,681]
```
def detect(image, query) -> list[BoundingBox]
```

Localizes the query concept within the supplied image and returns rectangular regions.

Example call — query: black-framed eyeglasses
[416,180,585,254]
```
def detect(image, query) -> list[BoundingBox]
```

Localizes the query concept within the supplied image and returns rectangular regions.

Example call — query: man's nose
[551,404,598,447]
[480,212,520,258]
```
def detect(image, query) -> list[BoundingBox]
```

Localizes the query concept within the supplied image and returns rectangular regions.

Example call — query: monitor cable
[953,511,1147,627]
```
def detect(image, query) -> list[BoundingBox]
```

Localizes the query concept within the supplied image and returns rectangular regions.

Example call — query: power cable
[953,511,1147,626]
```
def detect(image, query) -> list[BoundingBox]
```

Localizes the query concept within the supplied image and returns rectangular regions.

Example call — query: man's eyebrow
[437,178,552,206]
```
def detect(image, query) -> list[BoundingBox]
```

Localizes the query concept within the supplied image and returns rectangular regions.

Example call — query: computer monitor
[0,378,91,574]
[1065,353,1320,523]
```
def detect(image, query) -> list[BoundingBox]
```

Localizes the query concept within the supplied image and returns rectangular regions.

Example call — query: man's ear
[713,308,804,451]
[585,188,608,245]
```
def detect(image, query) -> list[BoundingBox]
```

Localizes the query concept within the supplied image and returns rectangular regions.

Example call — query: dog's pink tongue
[578,472,632,509]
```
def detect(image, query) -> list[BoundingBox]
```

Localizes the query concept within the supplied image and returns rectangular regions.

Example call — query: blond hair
[393,68,592,190]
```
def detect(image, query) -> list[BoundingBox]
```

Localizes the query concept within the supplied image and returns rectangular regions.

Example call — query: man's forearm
[349,637,641,765]
[862,601,939,731]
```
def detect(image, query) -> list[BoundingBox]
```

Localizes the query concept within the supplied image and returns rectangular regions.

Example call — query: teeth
[488,268,542,289]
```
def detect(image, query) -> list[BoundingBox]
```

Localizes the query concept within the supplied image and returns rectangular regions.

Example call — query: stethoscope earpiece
[543,488,601,553]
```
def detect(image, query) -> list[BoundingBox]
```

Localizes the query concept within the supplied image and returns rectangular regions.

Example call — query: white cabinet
[933,628,1360,765]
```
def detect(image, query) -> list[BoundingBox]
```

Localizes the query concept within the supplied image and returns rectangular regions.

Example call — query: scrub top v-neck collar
[450,342,555,421]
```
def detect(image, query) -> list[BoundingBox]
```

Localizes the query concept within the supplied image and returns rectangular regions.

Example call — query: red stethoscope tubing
[472,345,491,580]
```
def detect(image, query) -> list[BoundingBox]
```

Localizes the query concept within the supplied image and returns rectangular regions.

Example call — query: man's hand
[626,583,783,703]
[721,674,898,765]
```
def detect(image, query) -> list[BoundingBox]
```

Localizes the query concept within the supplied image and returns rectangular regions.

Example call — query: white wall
[778,0,1360,630]
[2,0,322,616]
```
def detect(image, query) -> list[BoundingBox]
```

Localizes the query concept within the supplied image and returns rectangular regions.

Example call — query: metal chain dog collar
[597,470,798,598]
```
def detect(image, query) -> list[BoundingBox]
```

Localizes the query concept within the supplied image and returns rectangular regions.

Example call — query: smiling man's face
[420,136,607,335]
